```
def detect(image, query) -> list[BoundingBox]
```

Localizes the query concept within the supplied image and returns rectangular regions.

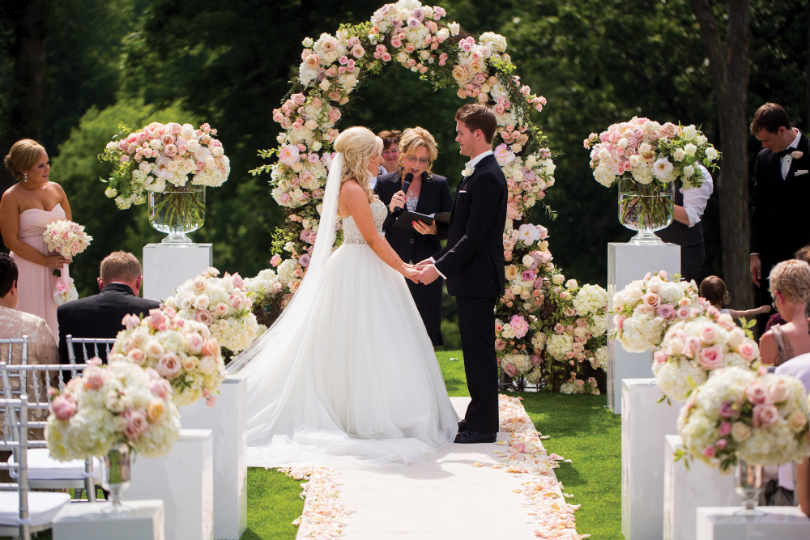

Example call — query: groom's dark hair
[455,104,497,144]
[750,102,791,134]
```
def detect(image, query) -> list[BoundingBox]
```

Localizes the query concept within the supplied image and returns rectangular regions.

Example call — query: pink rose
[753,403,778,427]
[503,361,517,377]
[676,306,691,319]
[767,378,789,403]
[700,324,717,344]
[83,368,105,391]
[147,309,167,331]
[698,345,724,370]
[121,314,140,330]
[156,352,181,379]
[745,380,769,405]
[194,310,213,325]
[127,348,145,365]
[150,379,171,400]
[123,409,148,440]
[702,445,716,458]
[185,332,203,354]
[51,395,77,421]
[715,438,728,450]
[738,340,758,363]
[719,401,739,418]
[653,350,668,365]
[719,421,732,436]
[202,339,219,357]
[656,304,675,319]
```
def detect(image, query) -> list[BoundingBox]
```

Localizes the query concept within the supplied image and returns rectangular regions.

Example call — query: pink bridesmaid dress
[11,205,69,339]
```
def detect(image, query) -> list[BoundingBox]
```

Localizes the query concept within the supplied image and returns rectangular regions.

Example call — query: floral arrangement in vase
[109,308,225,406]
[164,267,260,354]
[46,358,181,460]
[653,309,760,401]
[244,256,303,328]
[677,367,810,469]
[612,270,702,352]
[583,117,720,243]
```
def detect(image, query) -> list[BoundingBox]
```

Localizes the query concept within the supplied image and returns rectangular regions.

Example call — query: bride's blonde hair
[334,126,382,200]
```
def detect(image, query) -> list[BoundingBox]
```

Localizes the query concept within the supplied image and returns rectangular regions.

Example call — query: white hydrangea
[546,334,573,361]
[573,284,607,316]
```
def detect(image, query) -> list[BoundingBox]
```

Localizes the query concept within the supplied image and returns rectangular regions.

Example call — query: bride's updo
[334,126,382,199]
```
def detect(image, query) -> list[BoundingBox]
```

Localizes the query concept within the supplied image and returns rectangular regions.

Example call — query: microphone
[401,172,413,194]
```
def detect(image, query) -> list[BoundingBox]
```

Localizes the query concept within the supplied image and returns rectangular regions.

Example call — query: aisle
[295,395,583,539]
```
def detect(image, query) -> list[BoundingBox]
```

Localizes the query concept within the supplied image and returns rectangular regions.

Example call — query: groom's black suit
[750,132,810,308]
[434,153,506,434]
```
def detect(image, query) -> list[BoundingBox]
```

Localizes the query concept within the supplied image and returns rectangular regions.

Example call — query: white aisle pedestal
[663,435,736,540]
[621,378,681,540]
[52,500,164,540]
[607,241,680,413]
[124,429,214,540]
[143,243,212,301]
[180,376,247,540]
[696,506,810,539]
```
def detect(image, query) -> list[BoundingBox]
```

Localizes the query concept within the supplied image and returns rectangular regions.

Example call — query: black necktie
[776,147,795,158]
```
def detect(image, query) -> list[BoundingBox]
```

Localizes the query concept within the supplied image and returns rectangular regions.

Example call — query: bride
[230,126,458,466]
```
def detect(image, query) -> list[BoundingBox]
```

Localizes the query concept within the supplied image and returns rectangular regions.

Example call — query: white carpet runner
[291,395,583,539]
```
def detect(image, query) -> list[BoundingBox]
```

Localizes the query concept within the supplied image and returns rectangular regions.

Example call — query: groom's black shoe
[457,420,468,433]
[454,431,496,444]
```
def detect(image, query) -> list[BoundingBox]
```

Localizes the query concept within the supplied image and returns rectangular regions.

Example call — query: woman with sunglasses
[374,127,452,346]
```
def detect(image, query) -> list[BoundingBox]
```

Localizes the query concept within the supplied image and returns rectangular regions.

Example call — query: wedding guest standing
[58,251,159,366]
[657,165,713,281]
[0,139,72,338]
[375,127,452,345]
[758,260,810,366]
[376,129,402,181]
[749,103,810,331]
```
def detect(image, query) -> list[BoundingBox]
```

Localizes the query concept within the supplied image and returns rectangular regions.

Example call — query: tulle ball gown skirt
[241,243,458,467]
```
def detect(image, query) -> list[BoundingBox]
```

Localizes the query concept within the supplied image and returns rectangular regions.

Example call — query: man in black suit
[58,251,159,365]
[416,104,507,444]
[749,103,810,329]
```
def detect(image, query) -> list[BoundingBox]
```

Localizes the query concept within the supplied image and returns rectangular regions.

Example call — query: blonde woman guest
[759,259,810,366]
[231,126,457,467]
[0,139,72,338]
[374,127,452,345]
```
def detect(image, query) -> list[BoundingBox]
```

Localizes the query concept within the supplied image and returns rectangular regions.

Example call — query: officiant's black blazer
[750,132,810,274]
[57,283,159,365]
[434,154,506,299]
[374,170,452,264]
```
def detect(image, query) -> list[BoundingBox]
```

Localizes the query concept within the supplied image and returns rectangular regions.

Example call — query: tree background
[0,0,808,345]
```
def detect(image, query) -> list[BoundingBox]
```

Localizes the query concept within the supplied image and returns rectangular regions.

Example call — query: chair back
[0,396,32,540]
[0,337,28,402]
[65,335,116,365]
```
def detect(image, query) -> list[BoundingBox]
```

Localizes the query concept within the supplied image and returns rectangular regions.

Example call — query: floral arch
[248,0,607,393]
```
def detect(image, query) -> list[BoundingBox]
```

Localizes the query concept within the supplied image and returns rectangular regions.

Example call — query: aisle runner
[290,395,584,540]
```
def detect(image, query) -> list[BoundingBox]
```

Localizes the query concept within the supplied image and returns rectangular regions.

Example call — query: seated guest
[699,275,771,320]
[759,260,810,366]
[0,253,56,481]
[375,127,452,345]
[774,352,810,508]
[58,251,159,365]
[766,244,810,331]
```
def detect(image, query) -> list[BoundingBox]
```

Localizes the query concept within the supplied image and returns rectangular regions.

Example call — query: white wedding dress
[230,154,457,467]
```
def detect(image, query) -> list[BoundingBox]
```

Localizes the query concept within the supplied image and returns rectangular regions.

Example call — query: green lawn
[240,350,622,539]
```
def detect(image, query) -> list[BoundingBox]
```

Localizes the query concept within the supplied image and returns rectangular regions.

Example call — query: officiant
[375,127,452,345]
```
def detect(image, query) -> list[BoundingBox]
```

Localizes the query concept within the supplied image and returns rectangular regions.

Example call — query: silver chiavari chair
[65,335,116,366]
[0,395,71,539]
[0,361,98,502]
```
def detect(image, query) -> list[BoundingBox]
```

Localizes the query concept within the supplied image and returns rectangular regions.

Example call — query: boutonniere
[461,165,474,178]
[791,150,804,160]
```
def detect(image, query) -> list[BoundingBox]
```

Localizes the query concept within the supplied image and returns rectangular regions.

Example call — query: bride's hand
[402,266,420,282]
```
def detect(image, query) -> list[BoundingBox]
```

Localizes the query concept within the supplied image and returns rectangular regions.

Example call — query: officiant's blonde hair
[334,126,382,201]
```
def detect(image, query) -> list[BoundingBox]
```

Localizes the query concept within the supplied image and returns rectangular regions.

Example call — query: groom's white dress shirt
[780,129,802,180]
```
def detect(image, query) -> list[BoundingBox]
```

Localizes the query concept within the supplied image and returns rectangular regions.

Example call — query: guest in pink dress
[0,139,73,338]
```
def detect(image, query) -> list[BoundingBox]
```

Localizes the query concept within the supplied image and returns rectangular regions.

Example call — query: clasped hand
[403,258,439,285]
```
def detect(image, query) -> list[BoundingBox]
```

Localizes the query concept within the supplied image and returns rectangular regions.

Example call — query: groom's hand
[414,257,433,269]
[417,265,440,285]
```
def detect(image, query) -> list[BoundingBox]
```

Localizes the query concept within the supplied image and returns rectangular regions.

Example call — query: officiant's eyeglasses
[404,156,430,164]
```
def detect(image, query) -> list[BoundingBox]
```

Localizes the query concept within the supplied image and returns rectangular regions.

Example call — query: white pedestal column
[180,376,247,540]
[621,378,681,540]
[663,435,737,540]
[143,243,213,301]
[607,242,680,413]
[697,507,810,539]
[124,429,214,540]
[53,500,164,540]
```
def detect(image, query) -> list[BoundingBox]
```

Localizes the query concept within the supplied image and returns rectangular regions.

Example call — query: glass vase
[103,443,133,508]
[148,185,206,243]
[617,176,674,245]
[734,459,763,514]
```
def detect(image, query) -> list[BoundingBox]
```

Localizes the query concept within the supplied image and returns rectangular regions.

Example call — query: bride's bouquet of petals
[100,121,230,210]
[164,267,260,354]
[46,358,180,460]
[42,219,92,258]
[677,367,810,469]
[653,309,760,401]
[109,308,225,407]
[613,271,701,352]
[583,117,720,189]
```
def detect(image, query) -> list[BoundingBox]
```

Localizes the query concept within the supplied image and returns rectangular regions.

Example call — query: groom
[416,104,507,443]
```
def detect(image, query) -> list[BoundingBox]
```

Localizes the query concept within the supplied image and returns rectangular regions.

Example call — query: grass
[241,469,304,539]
